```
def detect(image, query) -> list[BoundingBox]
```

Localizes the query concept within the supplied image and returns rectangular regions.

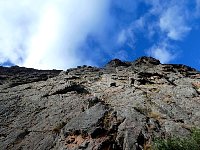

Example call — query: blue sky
[0,0,200,70]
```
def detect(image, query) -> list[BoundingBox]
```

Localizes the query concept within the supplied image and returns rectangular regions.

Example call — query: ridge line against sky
[0,0,200,70]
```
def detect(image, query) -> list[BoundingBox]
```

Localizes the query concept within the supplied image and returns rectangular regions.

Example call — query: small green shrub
[153,128,200,150]
[192,128,200,145]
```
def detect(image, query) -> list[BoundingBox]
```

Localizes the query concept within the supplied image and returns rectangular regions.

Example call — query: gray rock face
[0,66,61,88]
[62,103,107,134]
[0,57,200,150]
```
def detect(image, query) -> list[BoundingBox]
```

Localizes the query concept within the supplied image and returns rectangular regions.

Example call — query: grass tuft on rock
[153,128,200,150]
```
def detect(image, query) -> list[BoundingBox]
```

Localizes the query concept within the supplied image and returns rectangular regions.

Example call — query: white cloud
[159,6,191,40]
[0,0,110,69]
[147,43,176,64]
[0,1,35,65]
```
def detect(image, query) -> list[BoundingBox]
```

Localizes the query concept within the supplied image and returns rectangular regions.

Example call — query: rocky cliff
[0,57,200,150]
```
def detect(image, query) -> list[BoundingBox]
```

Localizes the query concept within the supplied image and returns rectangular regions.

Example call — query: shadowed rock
[133,56,160,66]
[105,59,131,68]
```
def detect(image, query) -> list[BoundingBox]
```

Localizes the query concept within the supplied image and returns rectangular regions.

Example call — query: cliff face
[0,57,200,150]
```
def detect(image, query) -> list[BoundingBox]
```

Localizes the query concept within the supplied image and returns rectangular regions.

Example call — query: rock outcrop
[0,57,200,150]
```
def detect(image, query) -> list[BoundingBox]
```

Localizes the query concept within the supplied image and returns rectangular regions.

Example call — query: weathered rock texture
[0,57,200,150]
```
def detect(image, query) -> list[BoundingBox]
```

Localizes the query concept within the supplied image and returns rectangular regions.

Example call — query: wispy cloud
[113,50,129,61]
[159,5,191,40]
[141,0,194,63]
[117,30,128,45]
[196,0,200,17]
[147,42,176,64]
[117,28,135,49]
